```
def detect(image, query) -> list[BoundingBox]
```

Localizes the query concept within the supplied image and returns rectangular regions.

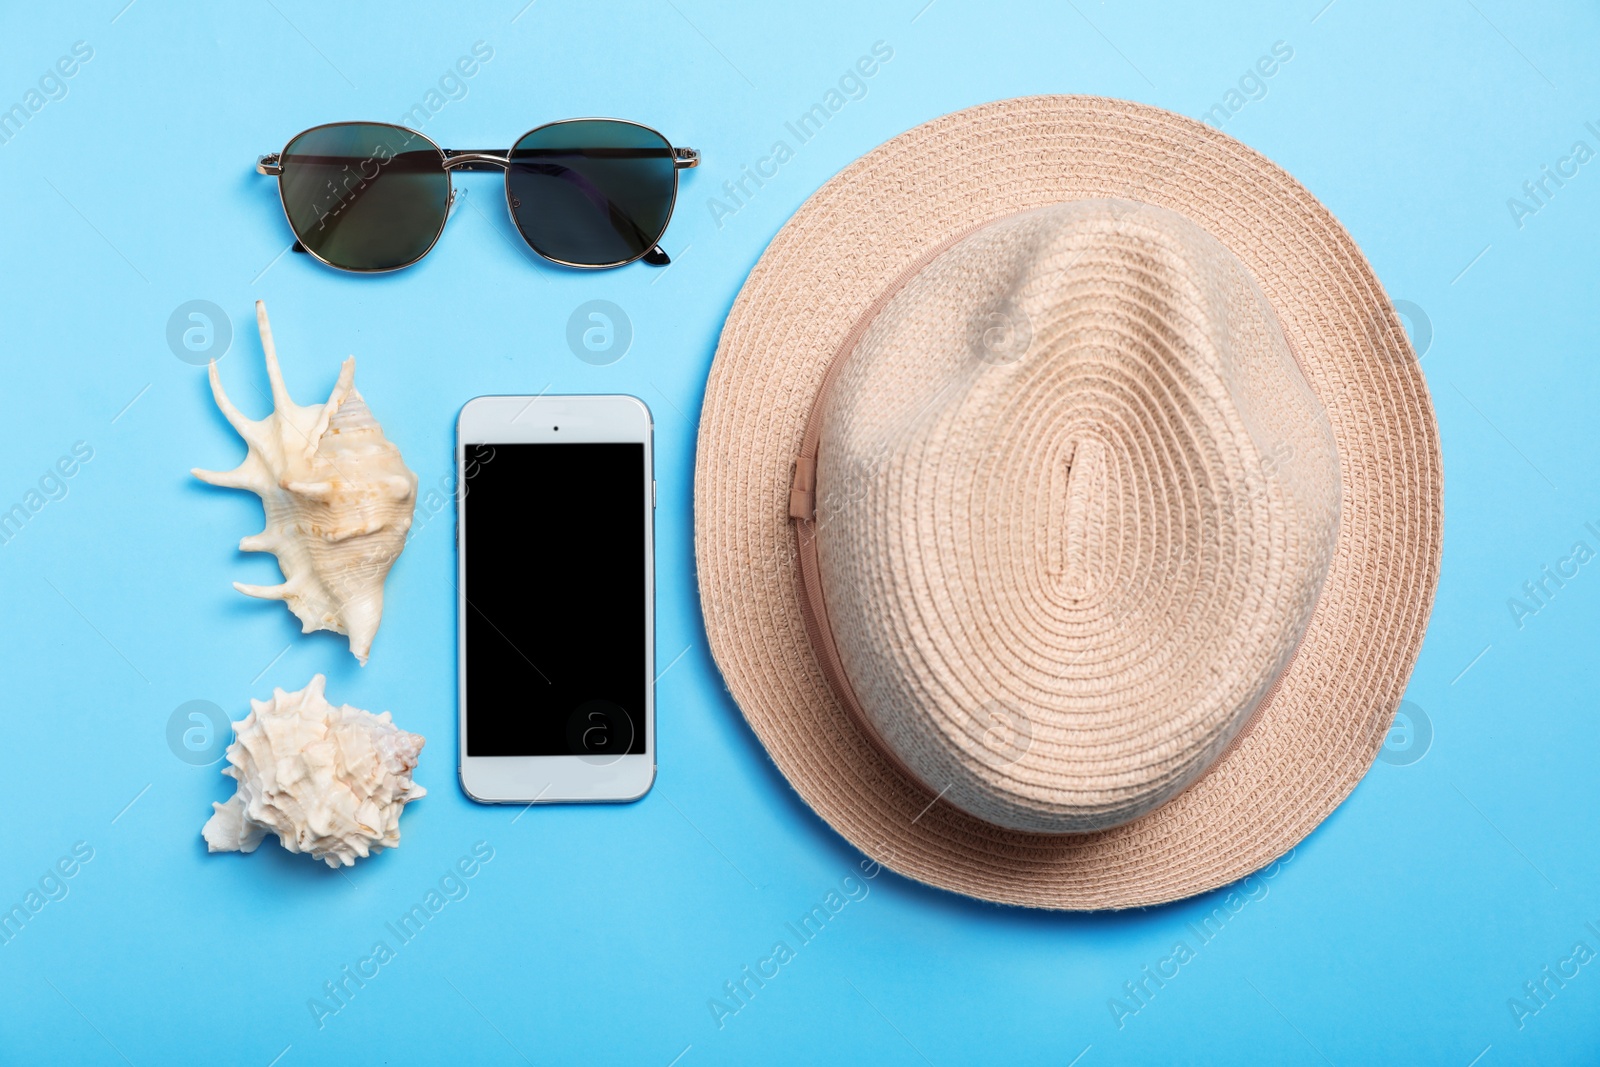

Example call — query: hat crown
[811,199,1340,834]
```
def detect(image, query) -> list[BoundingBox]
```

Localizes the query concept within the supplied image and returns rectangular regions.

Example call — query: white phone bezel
[456,394,655,804]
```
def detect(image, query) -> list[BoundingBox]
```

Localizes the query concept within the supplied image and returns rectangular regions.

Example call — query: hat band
[785,209,1311,831]
[787,226,974,799]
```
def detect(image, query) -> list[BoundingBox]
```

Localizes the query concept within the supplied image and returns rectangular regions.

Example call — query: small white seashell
[193,301,417,665]
[202,674,426,868]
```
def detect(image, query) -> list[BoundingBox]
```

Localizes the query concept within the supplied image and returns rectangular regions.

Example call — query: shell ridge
[192,302,416,665]
[200,674,426,867]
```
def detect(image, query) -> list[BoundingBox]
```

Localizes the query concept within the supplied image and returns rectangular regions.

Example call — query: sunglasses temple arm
[654,148,696,259]
[512,159,670,265]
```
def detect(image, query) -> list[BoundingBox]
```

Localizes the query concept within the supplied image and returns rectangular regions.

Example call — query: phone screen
[462,441,647,758]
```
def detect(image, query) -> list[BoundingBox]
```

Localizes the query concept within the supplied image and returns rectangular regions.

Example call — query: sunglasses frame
[256,118,700,274]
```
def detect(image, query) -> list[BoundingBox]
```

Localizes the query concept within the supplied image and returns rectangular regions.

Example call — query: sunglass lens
[278,123,449,272]
[506,120,677,267]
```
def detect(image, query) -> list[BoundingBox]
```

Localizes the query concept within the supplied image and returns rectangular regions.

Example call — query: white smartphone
[456,394,655,804]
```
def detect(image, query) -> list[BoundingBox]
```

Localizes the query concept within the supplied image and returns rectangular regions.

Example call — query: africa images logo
[0,41,93,148]
[706,41,894,230]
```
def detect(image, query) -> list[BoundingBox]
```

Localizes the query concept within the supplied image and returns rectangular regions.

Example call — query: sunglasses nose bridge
[441,151,511,172]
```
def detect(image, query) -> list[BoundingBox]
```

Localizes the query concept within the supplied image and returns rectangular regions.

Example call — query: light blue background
[0,1,1595,1063]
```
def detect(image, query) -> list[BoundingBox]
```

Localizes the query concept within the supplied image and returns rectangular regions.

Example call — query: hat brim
[693,96,1441,909]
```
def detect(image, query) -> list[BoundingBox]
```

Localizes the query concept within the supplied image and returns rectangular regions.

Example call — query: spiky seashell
[202,675,426,867]
[193,301,417,665]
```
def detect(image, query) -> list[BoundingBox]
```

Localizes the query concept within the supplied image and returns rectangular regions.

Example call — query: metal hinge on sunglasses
[256,153,283,176]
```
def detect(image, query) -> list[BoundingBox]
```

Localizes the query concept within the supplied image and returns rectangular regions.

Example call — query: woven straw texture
[694,96,1442,909]
[812,200,1341,834]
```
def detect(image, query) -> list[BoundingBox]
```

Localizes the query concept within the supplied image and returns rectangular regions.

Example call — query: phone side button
[653,480,657,508]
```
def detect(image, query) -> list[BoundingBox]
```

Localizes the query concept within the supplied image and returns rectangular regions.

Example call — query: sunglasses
[255,118,699,273]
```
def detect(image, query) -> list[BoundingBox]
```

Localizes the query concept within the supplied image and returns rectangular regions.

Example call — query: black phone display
[462,442,647,758]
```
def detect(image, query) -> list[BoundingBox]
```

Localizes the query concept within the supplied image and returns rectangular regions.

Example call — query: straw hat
[694,96,1441,909]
